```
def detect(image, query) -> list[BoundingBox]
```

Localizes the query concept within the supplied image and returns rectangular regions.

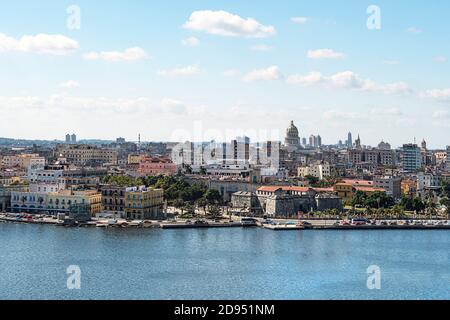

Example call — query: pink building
[138,157,177,176]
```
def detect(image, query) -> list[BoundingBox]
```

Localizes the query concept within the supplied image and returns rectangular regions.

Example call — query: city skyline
[0,1,449,148]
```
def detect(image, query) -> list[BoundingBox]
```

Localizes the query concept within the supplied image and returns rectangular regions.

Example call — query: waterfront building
[253,186,342,217]
[46,190,102,215]
[101,185,126,214]
[10,189,102,215]
[334,179,385,201]
[0,185,27,212]
[230,191,262,215]
[124,186,164,220]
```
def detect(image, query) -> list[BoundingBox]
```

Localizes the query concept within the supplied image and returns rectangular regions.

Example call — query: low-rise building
[101,185,126,214]
[138,156,177,176]
[124,186,164,220]
[374,176,402,199]
[56,144,118,166]
[297,162,331,180]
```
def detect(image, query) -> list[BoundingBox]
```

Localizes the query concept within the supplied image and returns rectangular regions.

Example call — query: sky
[0,0,449,149]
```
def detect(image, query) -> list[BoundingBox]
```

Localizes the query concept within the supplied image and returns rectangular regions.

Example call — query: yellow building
[124,186,164,220]
[127,154,145,165]
[334,180,385,202]
[47,190,102,215]
[56,145,118,166]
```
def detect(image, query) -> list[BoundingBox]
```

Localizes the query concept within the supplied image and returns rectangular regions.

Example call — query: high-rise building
[302,137,307,146]
[347,132,353,148]
[309,135,315,148]
[446,146,450,172]
[65,134,71,143]
[317,135,322,147]
[71,134,77,144]
[402,144,422,172]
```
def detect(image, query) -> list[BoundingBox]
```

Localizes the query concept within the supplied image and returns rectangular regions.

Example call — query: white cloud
[286,71,323,86]
[432,110,450,118]
[183,10,276,38]
[242,66,283,82]
[307,49,344,60]
[434,56,447,63]
[287,70,411,95]
[223,69,241,77]
[291,17,309,24]
[407,27,423,34]
[421,88,450,102]
[323,110,365,121]
[59,80,80,89]
[370,107,402,116]
[182,37,200,47]
[382,59,400,65]
[0,33,78,55]
[158,64,201,77]
[161,98,187,114]
[83,47,147,62]
[250,44,273,51]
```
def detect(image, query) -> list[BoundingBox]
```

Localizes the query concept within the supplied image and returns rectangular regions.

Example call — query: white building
[28,169,64,184]
[416,172,441,194]
[298,162,331,180]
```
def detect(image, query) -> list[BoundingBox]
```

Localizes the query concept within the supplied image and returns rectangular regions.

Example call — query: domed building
[284,121,301,150]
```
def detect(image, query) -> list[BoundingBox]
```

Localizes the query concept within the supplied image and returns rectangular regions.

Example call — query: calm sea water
[0,223,448,300]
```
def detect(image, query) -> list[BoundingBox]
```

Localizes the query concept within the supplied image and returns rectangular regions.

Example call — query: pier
[1,213,450,231]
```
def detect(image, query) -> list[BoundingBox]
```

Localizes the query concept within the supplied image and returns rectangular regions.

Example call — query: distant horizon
[0,134,448,151]
[1,1,449,148]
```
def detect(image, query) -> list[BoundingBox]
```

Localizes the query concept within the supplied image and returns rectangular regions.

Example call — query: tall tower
[347,132,353,148]
[138,134,141,151]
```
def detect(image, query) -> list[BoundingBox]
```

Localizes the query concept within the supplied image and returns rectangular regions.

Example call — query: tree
[351,191,367,207]
[197,198,207,216]
[208,205,221,218]
[204,189,222,205]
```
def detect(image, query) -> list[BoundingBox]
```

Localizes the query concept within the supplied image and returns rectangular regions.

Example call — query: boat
[241,217,257,227]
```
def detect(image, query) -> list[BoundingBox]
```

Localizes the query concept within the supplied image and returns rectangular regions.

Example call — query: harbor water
[0,223,448,300]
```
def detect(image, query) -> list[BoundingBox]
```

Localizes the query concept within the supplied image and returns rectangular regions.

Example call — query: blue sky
[0,0,449,148]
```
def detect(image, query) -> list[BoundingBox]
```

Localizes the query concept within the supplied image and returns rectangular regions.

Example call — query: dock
[160,221,243,229]
[262,223,304,231]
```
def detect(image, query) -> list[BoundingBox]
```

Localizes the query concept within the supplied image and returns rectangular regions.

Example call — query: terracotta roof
[341,179,373,186]
[355,186,385,193]
[258,186,311,193]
